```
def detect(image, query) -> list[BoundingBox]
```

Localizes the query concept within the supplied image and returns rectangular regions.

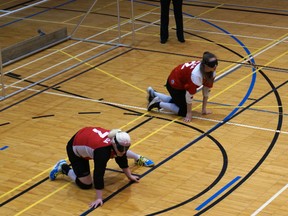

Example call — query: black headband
[204,59,218,68]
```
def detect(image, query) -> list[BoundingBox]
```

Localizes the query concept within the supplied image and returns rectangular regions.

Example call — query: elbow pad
[202,86,211,97]
[185,91,193,104]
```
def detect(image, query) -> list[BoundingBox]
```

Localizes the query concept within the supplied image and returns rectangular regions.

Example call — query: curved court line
[196,70,286,215]
[81,118,228,216]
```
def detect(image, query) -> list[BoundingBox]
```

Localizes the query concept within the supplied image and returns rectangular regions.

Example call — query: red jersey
[71,127,128,190]
[73,127,115,159]
[168,61,215,95]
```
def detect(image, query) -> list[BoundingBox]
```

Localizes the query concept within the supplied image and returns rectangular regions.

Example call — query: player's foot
[135,156,155,167]
[147,87,156,103]
[49,159,67,180]
[147,97,161,111]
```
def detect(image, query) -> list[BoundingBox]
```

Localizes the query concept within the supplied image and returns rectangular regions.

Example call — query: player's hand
[183,112,192,122]
[89,198,103,208]
[129,175,140,183]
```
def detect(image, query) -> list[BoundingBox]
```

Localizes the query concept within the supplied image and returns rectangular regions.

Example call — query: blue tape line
[195,176,241,210]
[0,146,9,150]
[196,18,257,121]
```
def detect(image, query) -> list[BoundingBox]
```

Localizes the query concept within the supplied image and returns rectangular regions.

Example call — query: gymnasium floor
[0,0,287,215]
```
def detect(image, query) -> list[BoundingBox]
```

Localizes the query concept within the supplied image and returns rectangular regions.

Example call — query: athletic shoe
[136,156,155,167]
[49,159,67,181]
[147,87,156,103]
[147,97,161,111]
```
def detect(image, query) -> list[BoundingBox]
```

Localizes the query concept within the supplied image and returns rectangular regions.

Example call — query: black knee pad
[75,178,92,190]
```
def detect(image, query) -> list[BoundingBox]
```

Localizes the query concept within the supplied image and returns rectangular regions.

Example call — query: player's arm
[184,91,193,122]
[202,86,212,115]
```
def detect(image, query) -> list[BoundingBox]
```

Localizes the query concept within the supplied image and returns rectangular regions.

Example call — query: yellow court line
[59,50,146,93]
[14,182,72,216]
[176,3,224,30]
[197,3,224,17]
[63,0,120,23]
[63,0,123,24]
[0,167,51,199]
[119,112,150,130]
[109,6,160,30]
[130,116,181,148]
[216,33,288,76]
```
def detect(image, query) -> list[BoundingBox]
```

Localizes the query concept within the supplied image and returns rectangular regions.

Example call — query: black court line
[0,122,10,126]
[105,168,141,177]
[78,112,101,115]
[32,114,55,119]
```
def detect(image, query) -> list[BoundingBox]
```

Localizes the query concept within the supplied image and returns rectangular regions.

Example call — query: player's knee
[75,178,92,189]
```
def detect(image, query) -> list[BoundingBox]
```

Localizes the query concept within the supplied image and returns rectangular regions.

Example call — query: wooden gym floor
[0,0,287,215]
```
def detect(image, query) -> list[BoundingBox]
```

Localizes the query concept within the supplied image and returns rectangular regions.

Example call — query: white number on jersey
[181,61,198,70]
[92,128,110,143]
[92,128,109,138]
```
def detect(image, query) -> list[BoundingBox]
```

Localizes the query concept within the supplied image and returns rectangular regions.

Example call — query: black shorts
[166,80,187,117]
[66,135,91,178]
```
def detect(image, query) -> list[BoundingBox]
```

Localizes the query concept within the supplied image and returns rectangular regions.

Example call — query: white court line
[251,184,288,216]
[0,0,48,18]
[8,85,288,135]
[4,10,153,75]
[4,13,156,89]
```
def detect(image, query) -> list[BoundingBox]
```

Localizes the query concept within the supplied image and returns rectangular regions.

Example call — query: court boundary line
[251,184,288,216]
